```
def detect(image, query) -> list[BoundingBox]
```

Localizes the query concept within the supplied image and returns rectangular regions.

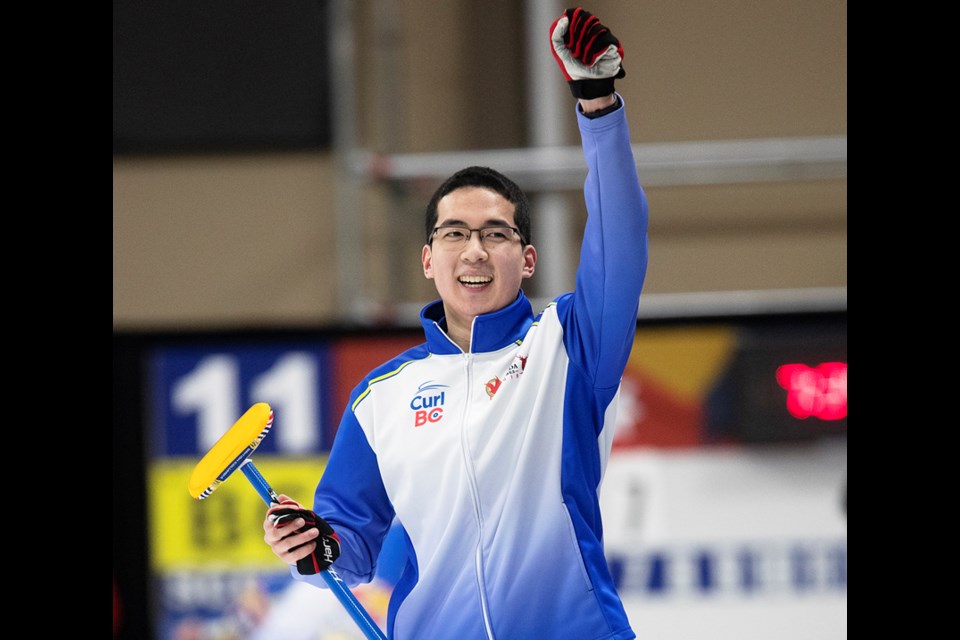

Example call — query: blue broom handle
[240,460,388,640]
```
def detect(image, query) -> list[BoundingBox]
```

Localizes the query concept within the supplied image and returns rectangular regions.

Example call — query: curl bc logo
[411,381,448,427]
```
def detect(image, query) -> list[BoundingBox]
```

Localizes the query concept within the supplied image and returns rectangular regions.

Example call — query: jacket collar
[420,290,535,354]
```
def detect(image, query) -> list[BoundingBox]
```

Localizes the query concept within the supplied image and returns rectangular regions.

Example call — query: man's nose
[461,231,488,256]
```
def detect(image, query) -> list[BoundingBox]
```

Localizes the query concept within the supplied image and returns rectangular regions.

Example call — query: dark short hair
[424,166,531,245]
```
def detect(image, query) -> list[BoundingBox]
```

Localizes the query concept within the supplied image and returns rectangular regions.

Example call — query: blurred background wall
[113,0,846,330]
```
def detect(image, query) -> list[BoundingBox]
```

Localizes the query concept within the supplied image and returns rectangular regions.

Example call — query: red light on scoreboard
[775,362,847,420]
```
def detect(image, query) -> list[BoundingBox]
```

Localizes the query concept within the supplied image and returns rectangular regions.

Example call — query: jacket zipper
[459,352,495,639]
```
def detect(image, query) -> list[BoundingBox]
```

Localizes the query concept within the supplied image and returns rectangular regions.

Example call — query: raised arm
[550,7,649,389]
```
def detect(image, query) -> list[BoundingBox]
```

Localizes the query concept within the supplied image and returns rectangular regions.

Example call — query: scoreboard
[703,316,847,443]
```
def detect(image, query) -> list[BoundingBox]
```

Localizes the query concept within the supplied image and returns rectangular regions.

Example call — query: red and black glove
[270,506,341,575]
[550,7,625,99]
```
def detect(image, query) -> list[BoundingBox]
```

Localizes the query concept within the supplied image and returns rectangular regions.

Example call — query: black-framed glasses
[430,224,526,248]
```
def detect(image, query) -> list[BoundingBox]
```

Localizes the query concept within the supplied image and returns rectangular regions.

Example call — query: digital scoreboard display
[704,317,847,443]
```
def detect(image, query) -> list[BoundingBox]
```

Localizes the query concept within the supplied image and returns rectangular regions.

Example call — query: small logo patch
[485,377,502,399]
[504,354,528,380]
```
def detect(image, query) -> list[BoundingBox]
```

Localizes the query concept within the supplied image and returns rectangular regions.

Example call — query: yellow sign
[148,456,327,571]
[627,325,736,401]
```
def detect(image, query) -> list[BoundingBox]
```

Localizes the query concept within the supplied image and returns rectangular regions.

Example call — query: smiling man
[262,8,649,640]
[421,170,538,352]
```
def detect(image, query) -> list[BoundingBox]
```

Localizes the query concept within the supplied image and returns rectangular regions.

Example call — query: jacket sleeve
[291,404,396,588]
[561,94,649,390]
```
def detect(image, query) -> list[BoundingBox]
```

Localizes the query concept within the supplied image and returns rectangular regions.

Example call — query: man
[263,8,647,639]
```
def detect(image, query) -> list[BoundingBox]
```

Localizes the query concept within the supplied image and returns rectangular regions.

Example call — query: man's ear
[422,244,434,279]
[522,245,537,279]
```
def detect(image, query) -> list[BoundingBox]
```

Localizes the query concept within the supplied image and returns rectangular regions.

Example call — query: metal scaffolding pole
[328,0,366,321]
[525,0,573,297]
[351,136,848,190]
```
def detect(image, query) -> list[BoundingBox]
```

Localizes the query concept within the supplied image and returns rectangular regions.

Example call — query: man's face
[422,186,536,332]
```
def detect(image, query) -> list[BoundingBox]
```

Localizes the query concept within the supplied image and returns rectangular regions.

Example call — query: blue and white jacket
[297,98,648,640]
